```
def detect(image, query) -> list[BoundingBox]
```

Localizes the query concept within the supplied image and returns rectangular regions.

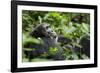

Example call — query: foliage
[49,47,58,56]
[22,10,90,62]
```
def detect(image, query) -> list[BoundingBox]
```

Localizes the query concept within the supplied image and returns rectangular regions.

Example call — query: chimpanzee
[23,23,71,61]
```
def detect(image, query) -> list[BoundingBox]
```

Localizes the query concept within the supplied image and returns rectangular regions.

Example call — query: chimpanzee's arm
[58,35,71,44]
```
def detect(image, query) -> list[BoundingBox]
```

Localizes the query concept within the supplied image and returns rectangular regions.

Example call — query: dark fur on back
[24,23,67,61]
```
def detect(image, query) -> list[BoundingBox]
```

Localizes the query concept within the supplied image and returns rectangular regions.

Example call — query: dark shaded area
[80,36,90,57]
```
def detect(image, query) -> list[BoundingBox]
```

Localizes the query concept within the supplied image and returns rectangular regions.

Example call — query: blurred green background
[22,10,90,62]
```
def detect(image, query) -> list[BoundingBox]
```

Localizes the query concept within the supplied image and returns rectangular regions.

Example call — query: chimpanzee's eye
[46,26,50,29]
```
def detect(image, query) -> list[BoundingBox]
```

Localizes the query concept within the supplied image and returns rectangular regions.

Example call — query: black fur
[23,23,69,61]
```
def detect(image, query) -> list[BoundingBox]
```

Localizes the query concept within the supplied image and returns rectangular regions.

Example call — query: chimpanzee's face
[41,24,57,38]
[30,23,57,39]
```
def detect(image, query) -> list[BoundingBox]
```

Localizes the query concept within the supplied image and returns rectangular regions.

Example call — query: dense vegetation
[22,10,90,62]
